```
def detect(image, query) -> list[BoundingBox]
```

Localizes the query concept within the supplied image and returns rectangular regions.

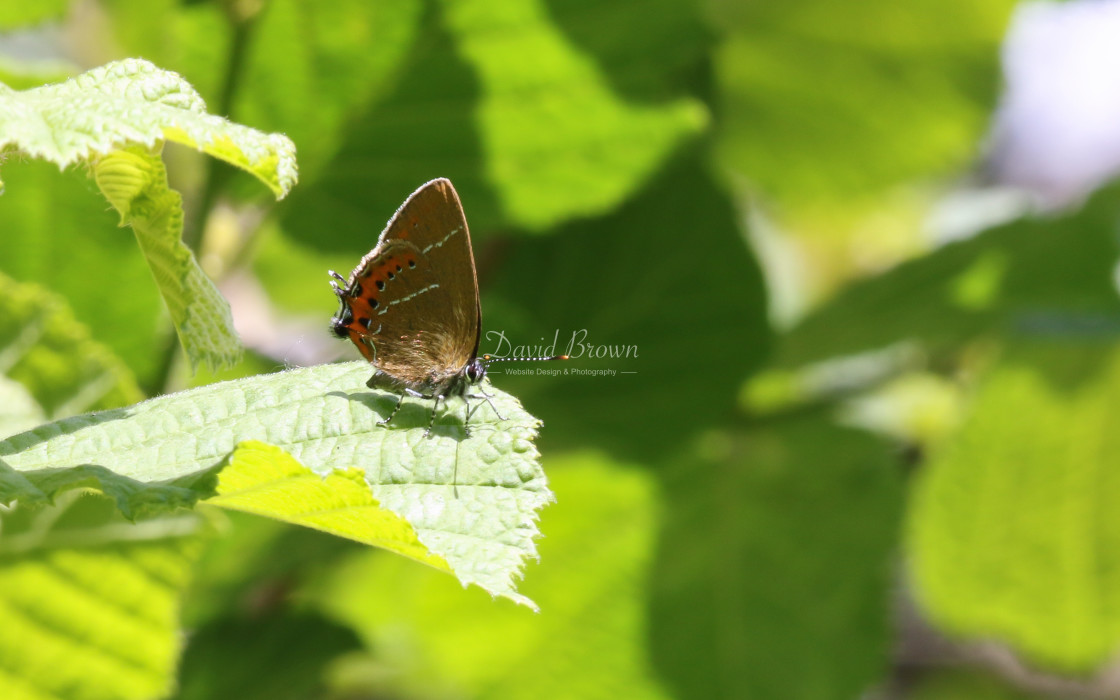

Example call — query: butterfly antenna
[482,353,569,365]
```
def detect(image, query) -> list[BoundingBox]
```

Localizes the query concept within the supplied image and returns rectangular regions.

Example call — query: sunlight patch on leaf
[210,441,450,572]
[440,0,706,230]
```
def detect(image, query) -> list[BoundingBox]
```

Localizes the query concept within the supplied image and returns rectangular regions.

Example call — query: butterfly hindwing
[336,179,480,391]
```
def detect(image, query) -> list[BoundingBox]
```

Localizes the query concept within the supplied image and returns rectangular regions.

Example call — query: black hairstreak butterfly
[330,178,566,436]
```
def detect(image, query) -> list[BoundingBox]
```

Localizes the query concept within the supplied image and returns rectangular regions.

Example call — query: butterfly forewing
[338,179,480,389]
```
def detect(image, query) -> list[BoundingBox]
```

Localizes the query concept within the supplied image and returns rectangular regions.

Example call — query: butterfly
[329,178,565,436]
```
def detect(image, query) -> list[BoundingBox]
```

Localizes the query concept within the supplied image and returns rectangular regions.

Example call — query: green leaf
[0,493,206,700]
[93,146,241,373]
[485,154,771,458]
[771,186,1120,371]
[210,441,450,572]
[283,0,705,246]
[308,453,671,699]
[0,0,68,29]
[908,670,1049,700]
[537,0,709,100]
[0,461,217,521]
[439,0,707,230]
[713,0,1014,202]
[0,362,551,606]
[232,0,425,184]
[99,0,421,187]
[0,270,142,418]
[175,609,364,700]
[908,344,1120,672]
[0,57,298,197]
[0,376,44,441]
[650,416,903,699]
[0,162,165,386]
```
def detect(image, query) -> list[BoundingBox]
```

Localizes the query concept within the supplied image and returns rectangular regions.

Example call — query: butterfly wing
[336,179,480,390]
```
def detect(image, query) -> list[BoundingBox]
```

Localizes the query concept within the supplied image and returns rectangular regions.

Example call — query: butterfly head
[465,356,487,384]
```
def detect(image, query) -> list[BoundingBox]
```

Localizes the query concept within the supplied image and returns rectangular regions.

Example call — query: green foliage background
[5,0,1119,698]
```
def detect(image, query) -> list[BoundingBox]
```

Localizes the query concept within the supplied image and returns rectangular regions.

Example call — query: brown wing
[337,179,480,388]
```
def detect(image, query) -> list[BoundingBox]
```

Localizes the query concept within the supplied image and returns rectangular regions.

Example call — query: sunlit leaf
[0,58,297,197]
[0,494,206,700]
[910,344,1120,671]
[0,362,551,606]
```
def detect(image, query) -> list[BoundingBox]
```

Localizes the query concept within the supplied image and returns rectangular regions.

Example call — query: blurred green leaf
[650,416,903,699]
[0,0,68,29]
[0,376,44,440]
[486,154,771,458]
[253,219,360,315]
[101,0,421,186]
[714,0,1015,202]
[309,453,672,700]
[279,0,495,251]
[0,162,165,386]
[772,187,1120,370]
[440,0,706,230]
[0,56,75,91]
[540,0,710,100]
[909,343,1120,672]
[1,362,551,606]
[908,669,1050,700]
[98,0,228,105]
[175,609,363,700]
[233,0,425,183]
[0,270,142,418]
[0,493,205,700]
[284,0,705,247]
[181,512,358,629]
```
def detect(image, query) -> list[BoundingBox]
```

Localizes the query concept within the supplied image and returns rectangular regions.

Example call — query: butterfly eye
[331,303,353,338]
[466,358,486,383]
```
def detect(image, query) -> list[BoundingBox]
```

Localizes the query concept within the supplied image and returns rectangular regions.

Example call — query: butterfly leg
[424,393,445,438]
[465,392,505,422]
[377,392,408,427]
